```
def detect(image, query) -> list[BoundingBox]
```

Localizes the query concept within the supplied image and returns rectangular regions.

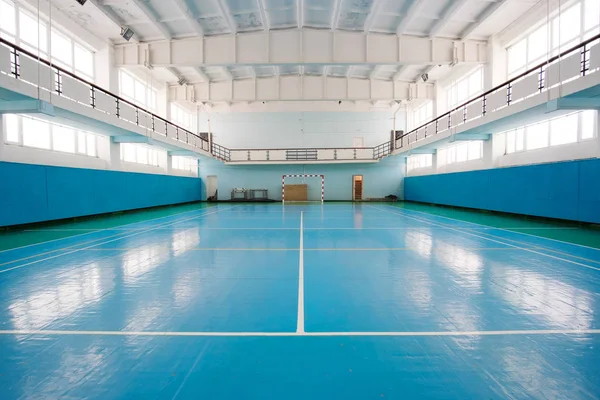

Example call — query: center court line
[297,211,305,333]
[0,206,234,274]
[0,329,599,337]
[369,205,600,272]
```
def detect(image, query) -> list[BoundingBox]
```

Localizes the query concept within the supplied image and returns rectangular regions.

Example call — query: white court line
[297,211,305,333]
[0,207,223,268]
[0,205,216,254]
[370,205,600,272]
[20,227,578,232]
[401,206,600,252]
[0,329,598,337]
[0,207,232,274]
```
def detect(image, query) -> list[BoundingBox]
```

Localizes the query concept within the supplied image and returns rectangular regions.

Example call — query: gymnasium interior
[1,0,600,398]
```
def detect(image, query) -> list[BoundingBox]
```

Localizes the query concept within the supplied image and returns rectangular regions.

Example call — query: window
[411,101,433,130]
[503,110,596,154]
[120,70,157,112]
[170,104,196,132]
[445,67,483,110]
[437,141,483,167]
[22,117,50,149]
[0,0,16,41]
[172,156,197,172]
[74,44,94,79]
[4,114,99,156]
[550,114,577,146]
[120,143,164,167]
[526,122,549,150]
[0,0,94,79]
[581,110,596,139]
[507,1,599,78]
[406,154,432,173]
[4,114,19,143]
[19,10,47,54]
[52,126,76,153]
[51,30,72,68]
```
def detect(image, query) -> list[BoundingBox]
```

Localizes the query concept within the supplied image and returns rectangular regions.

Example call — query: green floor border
[394,201,600,250]
[0,202,211,252]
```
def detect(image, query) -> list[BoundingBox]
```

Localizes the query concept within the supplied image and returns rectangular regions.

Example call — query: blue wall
[404,159,600,224]
[0,162,202,227]
[200,157,404,201]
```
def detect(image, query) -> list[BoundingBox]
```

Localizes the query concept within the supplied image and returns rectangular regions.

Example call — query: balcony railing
[397,33,600,150]
[0,38,210,153]
[221,144,392,163]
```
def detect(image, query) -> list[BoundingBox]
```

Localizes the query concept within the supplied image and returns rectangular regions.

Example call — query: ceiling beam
[297,0,304,29]
[331,0,343,30]
[392,65,408,81]
[88,0,140,43]
[131,0,172,39]
[396,0,426,35]
[172,0,204,36]
[363,0,383,32]
[194,67,210,83]
[115,31,488,67]
[222,67,233,80]
[256,0,270,31]
[214,0,237,34]
[347,65,354,78]
[460,0,508,40]
[429,0,469,38]
[369,65,383,80]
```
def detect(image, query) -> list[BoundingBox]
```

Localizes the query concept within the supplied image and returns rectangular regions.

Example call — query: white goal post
[282,174,325,203]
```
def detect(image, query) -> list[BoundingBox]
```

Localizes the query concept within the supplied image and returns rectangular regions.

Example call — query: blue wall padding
[404,158,600,224]
[0,161,202,227]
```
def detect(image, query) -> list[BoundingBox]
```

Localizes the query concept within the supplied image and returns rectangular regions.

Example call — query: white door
[206,175,218,200]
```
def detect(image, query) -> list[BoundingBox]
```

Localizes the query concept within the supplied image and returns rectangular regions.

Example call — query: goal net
[282,174,324,203]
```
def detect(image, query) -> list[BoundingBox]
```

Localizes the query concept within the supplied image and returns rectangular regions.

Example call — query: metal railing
[223,144,392,162]
[0,38,210,152]
[396,33,600,150]
[373,141,392,159]
[212,143,231,161]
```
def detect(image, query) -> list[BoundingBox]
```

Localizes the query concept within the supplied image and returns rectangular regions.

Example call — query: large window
[437,141,483,167]
[446,67,483,110]
[406,154,433,173]
[411,101,433,130]
[3,114,98,157]
[120,143,165,167]
[172,156,197,173]
[507,0,600,78]
[503,110,597,154]
[120,70,157,112]
[0,0,95,80]
[170,104,196,132]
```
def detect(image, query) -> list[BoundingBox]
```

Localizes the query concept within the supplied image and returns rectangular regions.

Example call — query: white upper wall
[204,111,404,149]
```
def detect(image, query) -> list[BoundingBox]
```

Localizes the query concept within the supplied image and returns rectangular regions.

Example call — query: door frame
[352,175,363,201]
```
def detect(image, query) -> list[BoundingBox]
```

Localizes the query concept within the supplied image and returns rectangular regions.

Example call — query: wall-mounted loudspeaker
[74,0,87,4]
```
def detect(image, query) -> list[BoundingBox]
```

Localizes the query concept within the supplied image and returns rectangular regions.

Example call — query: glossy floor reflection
[1,203,600,399]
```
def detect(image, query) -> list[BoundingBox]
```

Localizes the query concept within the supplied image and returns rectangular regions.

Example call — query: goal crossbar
[282,174,324,203]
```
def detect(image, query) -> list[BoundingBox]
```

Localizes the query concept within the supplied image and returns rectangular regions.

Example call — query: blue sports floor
[1,203,600,399]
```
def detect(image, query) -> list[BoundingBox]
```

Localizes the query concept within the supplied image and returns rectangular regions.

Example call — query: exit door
[352,175,363,201]
[206,175,218,201]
